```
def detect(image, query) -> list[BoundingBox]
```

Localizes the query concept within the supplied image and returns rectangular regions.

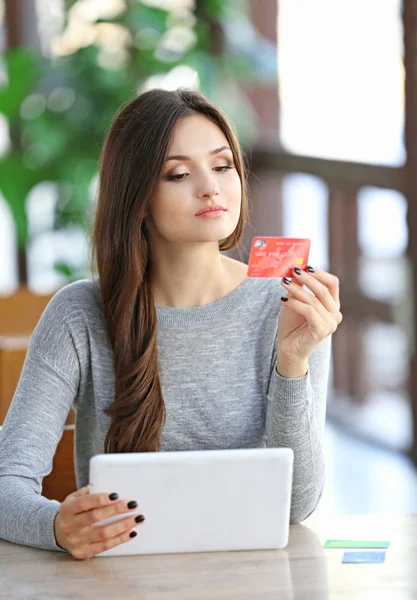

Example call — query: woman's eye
[213,165,234,172]
[166,165,234,181]
[167,173,189,181]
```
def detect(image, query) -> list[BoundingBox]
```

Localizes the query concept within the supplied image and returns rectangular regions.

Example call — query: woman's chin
[161,220,239,245]
[194,219,237,240]
[193,229,236,245]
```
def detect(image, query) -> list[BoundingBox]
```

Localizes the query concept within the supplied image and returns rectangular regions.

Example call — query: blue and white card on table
[342,551,386,564]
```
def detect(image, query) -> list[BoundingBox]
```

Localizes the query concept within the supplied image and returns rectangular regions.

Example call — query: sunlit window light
[35,0,66,57]
[51,20,96,56]
[70,0,126,22]
[142,0,194,11]
[154,25,196,62]
[141,65,199,92]
[50,0,127,57]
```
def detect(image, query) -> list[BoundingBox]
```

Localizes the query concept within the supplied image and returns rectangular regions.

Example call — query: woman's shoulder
[40,278,103,327]
[52,277,100,305]
[29,278,106,361]
[245,277,285,311]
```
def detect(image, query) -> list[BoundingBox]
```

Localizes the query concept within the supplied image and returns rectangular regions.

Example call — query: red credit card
[247,237,311,278]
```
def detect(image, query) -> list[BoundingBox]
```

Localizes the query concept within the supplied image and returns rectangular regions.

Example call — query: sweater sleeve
[0,291,81,551]
[266,334,332,524]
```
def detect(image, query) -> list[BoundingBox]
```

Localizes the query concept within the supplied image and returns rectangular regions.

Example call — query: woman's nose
[197,174,220,199]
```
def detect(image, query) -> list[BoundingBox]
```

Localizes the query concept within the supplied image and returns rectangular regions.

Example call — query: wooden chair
[0,289,76,502]
[0,287,54,335]
[42,425,76,502]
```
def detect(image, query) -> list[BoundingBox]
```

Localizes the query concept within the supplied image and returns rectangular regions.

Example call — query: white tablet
[89,447,294,557]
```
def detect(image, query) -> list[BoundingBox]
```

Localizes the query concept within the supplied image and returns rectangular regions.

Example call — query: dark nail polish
[283,277,292,285]
[281,297,289,302]
[129,531,137,538]
[108,493,118,501]
[127,501,138,509]
[135,515,145,523]
[294,267,302,275]
[307,265,315,273]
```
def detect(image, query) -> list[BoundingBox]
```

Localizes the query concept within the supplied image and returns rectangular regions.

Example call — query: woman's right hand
[53,486,145,560]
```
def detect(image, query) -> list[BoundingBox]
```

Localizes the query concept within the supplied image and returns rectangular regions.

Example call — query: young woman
[0,89,342,560]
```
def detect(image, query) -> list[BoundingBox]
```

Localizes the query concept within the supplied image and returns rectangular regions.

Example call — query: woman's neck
[150,243,244,308]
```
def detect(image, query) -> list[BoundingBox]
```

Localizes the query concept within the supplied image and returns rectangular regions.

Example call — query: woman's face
[148,114,242,246]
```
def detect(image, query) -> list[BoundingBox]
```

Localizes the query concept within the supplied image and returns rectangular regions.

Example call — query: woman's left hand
[277,266,343,374]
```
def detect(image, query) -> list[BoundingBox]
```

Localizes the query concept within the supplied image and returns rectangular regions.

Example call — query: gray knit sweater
[0,277,331,551]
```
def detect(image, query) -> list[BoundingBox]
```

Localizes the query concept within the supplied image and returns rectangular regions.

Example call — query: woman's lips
[195,205,227,218]
[196,209,227,219]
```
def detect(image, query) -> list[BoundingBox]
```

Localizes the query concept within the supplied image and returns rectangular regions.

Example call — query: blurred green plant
[0,0,277,284]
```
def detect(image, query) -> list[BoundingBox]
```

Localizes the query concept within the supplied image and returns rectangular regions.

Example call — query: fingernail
[108,493,118,501]
[294,267,302,275]
[129,531,137,538]
[281,297,289,302]
[307,265,315,273]
[282,277,292,285]
[135,515,145,523]
[127,501,138,509]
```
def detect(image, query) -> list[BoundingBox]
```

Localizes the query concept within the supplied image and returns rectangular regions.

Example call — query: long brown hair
[92,88,248,453]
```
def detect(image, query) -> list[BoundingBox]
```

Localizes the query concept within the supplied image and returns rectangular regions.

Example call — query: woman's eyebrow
[165,145,232,162]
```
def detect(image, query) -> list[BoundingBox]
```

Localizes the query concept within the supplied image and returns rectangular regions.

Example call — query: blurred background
[0,0,416,515]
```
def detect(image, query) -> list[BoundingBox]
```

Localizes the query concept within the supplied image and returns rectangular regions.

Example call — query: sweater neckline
[155,277,258,327]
